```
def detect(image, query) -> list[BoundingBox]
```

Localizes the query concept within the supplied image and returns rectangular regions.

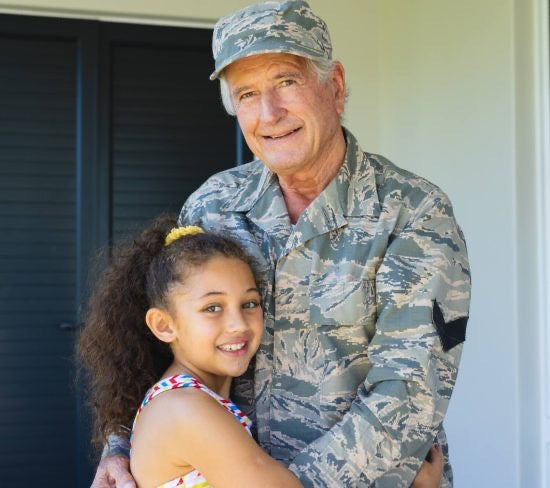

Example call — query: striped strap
[132,374,253,434]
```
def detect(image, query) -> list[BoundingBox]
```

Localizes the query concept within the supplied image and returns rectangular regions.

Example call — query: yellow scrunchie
[164,226,204,246]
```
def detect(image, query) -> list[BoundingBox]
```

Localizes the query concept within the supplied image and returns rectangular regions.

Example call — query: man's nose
[259,89,285,123]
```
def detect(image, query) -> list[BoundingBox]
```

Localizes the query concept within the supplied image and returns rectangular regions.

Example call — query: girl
[77,216,300,487]
[77,216,443,488]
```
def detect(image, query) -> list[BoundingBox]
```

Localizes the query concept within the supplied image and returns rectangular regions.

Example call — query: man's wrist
[101,432,131,459]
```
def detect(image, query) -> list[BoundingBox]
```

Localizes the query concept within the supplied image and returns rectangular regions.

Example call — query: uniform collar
[334,127,381,218]
[220,161,275,213]
[221,128,381,253]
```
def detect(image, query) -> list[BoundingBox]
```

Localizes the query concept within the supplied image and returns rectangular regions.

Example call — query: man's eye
[239,91,255,101]
[204,304,222,313]
[280,79,295,88]
[243,300,260,309]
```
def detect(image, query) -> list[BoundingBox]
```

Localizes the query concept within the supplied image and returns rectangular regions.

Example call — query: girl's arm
[131,388,302,488]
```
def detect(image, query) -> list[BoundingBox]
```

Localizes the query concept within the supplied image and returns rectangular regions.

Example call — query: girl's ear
[145,307,177,343]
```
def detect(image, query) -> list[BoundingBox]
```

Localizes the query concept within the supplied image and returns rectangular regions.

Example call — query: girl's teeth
[219,342,245,352]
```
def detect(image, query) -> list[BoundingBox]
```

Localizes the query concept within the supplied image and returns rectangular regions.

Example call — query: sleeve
[102,433,131,459]
[178,199,193,226]
[178,190,210,227]
[288,189,471,487]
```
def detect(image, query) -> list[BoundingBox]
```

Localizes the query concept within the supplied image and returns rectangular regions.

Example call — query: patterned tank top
[131,374,253,488]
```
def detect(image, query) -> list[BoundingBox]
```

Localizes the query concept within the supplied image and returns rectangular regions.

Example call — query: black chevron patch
[432,300,468,352]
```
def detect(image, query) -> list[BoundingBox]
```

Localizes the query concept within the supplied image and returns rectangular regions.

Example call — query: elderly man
[92,1,470,487]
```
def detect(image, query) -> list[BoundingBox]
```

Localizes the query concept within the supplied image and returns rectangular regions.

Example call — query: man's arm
[91,435,135,488]
[288,189,470,487]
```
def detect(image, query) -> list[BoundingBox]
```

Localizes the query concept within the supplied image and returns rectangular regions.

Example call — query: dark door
[102,22,239,240]
[0,15,246,487]
[0,32,80,487]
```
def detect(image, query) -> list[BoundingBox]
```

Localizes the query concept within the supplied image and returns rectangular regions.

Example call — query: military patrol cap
[210,0,332,80]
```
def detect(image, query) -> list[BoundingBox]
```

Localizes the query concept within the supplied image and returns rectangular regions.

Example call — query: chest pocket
[309,276,376,426]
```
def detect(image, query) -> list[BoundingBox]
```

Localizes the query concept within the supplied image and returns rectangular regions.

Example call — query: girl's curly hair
[76,215,252,451]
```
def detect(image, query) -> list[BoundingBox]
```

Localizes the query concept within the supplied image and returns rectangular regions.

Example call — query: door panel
[0,35,78,486]
[109,29,236,240]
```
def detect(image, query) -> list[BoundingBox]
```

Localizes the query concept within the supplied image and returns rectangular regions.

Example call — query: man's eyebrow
[232,71,304,98]
[272,70,303,80]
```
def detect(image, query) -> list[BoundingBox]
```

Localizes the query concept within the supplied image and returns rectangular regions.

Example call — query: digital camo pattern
[178,129,471,487]
[210,0,332,80]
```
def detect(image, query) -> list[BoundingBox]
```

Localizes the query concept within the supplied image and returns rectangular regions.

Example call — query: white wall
[366,2,519,486]
[1,0,545,486]
[356,2,546,487]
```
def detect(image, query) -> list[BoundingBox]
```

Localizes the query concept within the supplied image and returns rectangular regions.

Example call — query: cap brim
[210,45,329,81]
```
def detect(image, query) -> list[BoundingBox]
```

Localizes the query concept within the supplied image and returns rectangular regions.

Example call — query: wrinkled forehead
[223,52,309,82]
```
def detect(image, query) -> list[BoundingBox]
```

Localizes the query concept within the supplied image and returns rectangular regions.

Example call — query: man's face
[224,53,345,177]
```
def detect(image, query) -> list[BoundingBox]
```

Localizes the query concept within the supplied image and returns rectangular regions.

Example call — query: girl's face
[162,256,263,392]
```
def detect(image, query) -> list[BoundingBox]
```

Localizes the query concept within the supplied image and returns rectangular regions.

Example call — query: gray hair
[218,58,348,116]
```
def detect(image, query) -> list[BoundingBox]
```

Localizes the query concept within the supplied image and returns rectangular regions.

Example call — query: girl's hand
[410,445,443,488]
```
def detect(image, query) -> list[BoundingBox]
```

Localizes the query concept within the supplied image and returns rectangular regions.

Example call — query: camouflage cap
[210,0,332,80]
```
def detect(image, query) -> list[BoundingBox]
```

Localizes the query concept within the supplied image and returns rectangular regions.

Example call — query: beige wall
[2,1,545,486]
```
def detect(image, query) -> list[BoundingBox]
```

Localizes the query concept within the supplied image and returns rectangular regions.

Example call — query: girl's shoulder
[133,374,251,440]
[137,374,207,410]
[132,375,301,488]
[133,374,223,430]
[130,375,232,486]
[145,381,224,423]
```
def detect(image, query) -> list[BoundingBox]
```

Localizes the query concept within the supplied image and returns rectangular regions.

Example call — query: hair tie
[164,226,204,246]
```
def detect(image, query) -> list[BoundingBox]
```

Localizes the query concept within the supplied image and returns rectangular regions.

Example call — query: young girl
[78,216,299,487]
[78,216,443,488]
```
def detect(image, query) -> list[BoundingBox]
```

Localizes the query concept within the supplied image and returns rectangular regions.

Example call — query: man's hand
[91,455,136,488]
[411,445,443,488]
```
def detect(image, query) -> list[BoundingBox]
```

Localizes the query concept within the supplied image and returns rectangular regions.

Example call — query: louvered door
[105,24,238,240]
[0,15,244,487]
[0,33,80,486]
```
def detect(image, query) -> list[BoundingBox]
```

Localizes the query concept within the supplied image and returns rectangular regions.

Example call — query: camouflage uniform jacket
[178,129,471,487]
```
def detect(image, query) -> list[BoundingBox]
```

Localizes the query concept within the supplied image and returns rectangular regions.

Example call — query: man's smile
[262,127,301,140]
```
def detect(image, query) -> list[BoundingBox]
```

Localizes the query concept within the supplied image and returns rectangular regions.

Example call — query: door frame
[0,4,215,29]
[516,0,550,486]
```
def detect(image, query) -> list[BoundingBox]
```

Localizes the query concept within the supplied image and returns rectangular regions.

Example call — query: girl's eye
[243,300,260,309]
[204,304,222,313]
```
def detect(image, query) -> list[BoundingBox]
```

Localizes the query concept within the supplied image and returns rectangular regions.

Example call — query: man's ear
[146,307,177,343]
[330,61,346,115]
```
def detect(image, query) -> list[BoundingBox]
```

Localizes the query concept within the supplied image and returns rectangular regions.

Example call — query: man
[93,1,470,486]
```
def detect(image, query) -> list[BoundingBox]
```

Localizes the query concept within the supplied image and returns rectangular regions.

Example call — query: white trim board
[535,0,550,485]
[0,5,215,28]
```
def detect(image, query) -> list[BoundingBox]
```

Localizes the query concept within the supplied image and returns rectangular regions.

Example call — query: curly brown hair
[76,215,252,451]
